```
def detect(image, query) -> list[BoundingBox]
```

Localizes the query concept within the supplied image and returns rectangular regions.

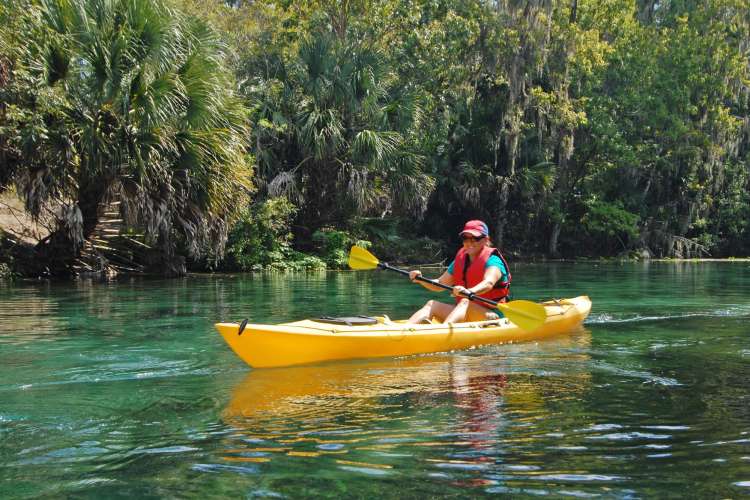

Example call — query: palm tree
[247,27,434,235]
[0,0,252,276]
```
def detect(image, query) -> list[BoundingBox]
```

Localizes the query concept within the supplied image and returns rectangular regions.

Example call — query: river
[0,262,748,497]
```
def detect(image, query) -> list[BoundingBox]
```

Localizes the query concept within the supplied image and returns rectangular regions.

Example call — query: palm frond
[268,170,301,203]
[352,129,401,169]
[6,0,253,273]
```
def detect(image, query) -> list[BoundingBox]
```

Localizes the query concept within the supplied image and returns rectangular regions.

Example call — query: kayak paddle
[348,246,547,331]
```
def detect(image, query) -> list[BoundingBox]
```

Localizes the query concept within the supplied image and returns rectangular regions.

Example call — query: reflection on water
[0,286,64,344]
[213,336,646,496]
[0,263,749,497]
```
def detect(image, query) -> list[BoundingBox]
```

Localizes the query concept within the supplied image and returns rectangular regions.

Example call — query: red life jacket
[452,246,511,307]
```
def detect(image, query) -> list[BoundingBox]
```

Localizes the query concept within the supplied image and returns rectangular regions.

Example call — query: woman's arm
[409,270,454,292]
[451,266,501,298]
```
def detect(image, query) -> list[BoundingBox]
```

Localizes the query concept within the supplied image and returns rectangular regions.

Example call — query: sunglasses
[461,235,486,242]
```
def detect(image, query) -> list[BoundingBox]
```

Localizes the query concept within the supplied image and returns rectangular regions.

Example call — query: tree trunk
[549,222,561,257]
[34,180,106,276]
[547,129,573,258]
[637,0,658,24]
[569,0,578,24]
[494,178,511,248]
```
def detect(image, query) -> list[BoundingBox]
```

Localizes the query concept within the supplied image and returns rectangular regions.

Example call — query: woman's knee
[428,300,454,317]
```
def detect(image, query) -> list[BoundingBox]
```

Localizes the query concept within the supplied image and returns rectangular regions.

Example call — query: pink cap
[459,220,489,237]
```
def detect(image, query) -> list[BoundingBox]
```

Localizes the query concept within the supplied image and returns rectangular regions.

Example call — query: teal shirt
[447,254,508,282]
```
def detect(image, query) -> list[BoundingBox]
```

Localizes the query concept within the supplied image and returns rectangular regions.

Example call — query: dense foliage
[0,0,252,275]
[221,197,326,271]
[209,0,750,264]
[1,0,749,277]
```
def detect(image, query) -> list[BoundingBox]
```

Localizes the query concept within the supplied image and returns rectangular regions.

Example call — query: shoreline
[516,257,750,263]
[3,257,750,284]
[414,257,750,268]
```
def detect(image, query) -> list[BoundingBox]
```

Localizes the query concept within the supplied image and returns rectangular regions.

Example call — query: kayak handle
[238,318,249,336]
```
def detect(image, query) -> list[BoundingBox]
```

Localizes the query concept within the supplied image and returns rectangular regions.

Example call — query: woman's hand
[452,285,472,298]
[409,270,422,283]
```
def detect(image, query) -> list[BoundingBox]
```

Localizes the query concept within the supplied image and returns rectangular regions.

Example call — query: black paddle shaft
[377,262,500,308]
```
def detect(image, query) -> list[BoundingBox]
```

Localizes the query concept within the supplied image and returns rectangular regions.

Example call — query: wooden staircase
[74,200,151,276]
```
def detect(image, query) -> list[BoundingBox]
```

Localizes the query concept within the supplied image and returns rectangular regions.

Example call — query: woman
[407,220,511,324]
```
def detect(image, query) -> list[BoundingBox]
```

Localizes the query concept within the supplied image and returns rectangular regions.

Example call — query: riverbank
[2,189,749,282]
[0,191,50,245]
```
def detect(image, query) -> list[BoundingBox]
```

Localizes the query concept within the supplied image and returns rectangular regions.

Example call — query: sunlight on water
[0,262,749,497]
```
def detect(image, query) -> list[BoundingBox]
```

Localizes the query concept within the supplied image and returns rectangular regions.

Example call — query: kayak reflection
[223,355,459,420]
[220,333,592,468]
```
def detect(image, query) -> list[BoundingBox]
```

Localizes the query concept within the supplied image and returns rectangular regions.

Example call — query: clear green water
[1,262,749,498]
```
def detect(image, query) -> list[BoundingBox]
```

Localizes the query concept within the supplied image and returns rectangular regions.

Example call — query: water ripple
[533,473,624,482]
[191,463,259,474]
[591,361,682,386]
[587,307,750,324]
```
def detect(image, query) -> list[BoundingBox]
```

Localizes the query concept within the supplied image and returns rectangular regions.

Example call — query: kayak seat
[313,315,379,326]
[377,315,396,325]
[480,320,504,328]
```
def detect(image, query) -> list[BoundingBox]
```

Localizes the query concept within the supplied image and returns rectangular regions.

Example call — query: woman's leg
[443,298,471,323]
[407,300,455,324]
[445,299,499,323]
[465,302,500,322]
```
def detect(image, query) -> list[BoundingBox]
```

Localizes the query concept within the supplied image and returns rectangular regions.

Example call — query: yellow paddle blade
[348,246,380,270]
[497,300,547,331]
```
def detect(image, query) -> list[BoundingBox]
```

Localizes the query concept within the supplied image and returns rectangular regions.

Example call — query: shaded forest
[1,0,749,277]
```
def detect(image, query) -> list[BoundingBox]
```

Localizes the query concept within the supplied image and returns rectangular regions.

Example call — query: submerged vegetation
[1,0,749,277]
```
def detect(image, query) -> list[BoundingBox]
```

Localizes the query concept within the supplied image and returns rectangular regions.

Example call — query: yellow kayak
[215,296,591,369]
